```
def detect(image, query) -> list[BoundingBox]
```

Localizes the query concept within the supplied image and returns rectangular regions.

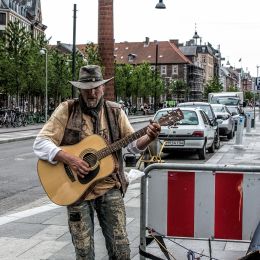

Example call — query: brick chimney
[98,0,115,101]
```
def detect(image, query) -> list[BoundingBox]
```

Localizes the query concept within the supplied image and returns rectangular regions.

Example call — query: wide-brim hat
[69,65,113,89]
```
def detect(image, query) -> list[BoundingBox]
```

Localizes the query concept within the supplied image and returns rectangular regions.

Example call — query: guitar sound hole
[78,153,99,184]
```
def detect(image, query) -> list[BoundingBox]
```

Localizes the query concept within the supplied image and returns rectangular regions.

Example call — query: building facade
[0,0,46,38]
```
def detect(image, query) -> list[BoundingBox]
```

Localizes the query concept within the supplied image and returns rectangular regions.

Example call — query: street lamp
[40,48,48,122]
[155,0,166,9]
[257,65,260,121]
[154,41,159,112]
[154,0,166,112]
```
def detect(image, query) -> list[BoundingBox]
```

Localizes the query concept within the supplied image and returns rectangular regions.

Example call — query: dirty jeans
[67,188,130,259]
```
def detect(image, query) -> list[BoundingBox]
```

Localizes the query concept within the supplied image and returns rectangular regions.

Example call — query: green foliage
[85,42,102,66]
[244,91,254,101]
[227,85,239,92]
[204,77,223,98]
[169,79,189,101]
[0,21,87,110]
[115,62,164,105]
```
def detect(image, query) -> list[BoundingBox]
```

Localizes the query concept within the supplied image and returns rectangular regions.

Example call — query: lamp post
[257,65,260,121]
[153,0,166,112]
[155,0,166,9]
[72,4,77,98]
[154,41,159,112]
[40,48,48,122]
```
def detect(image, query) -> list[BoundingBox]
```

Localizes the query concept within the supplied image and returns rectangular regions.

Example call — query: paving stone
[0,237,41,258]
[0,222,46,239]
[42,212,67,226]
[31,225,68,241]
[18,240,69,259]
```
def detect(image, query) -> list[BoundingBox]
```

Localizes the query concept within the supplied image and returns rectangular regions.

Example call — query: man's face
[80,85,104,108]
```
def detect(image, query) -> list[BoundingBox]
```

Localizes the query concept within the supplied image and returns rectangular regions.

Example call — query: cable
[148,227,221,260]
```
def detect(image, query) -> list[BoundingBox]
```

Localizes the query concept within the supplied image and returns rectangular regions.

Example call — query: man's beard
[85,98,99,108]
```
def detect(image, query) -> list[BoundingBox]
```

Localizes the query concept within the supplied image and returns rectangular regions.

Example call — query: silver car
[211,104,235,139]
[153,107,215,160]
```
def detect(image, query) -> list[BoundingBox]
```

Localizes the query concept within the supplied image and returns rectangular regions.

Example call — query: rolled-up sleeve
[33,102,68,163]
[33,137,61,164]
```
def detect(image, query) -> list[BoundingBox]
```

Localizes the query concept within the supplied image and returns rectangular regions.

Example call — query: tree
[169,79,188,102]
[204,77,223,99]
[115,64,134,100]
[227,85,239,92]
[1,21,31,105]
[85,42,102,66]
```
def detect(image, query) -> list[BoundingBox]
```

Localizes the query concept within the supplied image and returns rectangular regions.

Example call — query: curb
[0,135,38,144]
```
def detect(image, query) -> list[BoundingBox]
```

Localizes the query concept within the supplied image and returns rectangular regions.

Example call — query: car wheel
[215,133,220,149]
[208,141,215,153]
[198,143,206,160]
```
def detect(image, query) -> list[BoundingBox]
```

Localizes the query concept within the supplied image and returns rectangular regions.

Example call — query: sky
[41,0,260,77]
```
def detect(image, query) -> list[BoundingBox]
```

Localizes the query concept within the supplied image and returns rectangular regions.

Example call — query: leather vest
[60,99,128,195]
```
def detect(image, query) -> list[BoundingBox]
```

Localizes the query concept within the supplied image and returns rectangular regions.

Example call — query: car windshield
[227,106,239,114]
[178,104,213,119]
[154,110,199,125]
[212,106,225,113]
[212,97,240,106]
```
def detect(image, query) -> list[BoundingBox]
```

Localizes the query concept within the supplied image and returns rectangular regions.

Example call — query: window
[200,111,210,125]
[161,65,167,75]
[0,13,6,26]
[172,65,178,75]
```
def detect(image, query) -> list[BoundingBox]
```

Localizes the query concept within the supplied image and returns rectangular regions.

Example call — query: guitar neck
[96,127,148,159]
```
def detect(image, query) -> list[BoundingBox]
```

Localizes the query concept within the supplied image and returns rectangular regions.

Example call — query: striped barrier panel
[140,163,260,249]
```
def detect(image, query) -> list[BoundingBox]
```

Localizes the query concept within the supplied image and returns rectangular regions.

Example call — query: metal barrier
[140,163,260,260]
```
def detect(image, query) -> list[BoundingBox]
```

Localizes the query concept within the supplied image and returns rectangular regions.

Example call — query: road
[0,121,222,216]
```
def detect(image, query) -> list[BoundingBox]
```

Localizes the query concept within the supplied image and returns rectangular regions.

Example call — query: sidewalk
[0,115,259,259]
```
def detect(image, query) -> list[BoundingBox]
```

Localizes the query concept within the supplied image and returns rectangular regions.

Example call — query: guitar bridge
[64,164,76,182]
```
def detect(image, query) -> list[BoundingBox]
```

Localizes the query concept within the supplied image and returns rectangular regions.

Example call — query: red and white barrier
[147,169,260,240]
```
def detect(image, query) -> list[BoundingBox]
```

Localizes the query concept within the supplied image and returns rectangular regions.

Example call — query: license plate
[166,140,185,146]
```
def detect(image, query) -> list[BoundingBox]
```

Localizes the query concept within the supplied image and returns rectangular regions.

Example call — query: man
[33,65,161,259]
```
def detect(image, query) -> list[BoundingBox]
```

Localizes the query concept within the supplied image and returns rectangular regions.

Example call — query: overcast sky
[41,0,260,77]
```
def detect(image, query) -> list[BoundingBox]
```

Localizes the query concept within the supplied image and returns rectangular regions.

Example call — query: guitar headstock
[158,108,184,127]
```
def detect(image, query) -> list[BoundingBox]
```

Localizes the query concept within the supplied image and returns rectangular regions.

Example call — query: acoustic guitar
[37,108,184,206]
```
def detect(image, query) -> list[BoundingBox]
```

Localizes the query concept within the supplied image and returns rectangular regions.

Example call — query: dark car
[177,102,220,149]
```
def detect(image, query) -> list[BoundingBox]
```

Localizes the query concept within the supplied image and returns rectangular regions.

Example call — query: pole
[154,42,158,112]
[72,4,77,98]
[45,49,48,122]
[255,65,260,120]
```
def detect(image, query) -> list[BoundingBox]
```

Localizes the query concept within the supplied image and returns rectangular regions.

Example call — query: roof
[114,40,192,65]
[179,46,197,56]
[0,0,8,8]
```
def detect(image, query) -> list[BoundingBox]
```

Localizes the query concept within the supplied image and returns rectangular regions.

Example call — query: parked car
[153,107,216,160]
[177,102,220,149]
[226,105,244,130]
[211,104,235,139]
